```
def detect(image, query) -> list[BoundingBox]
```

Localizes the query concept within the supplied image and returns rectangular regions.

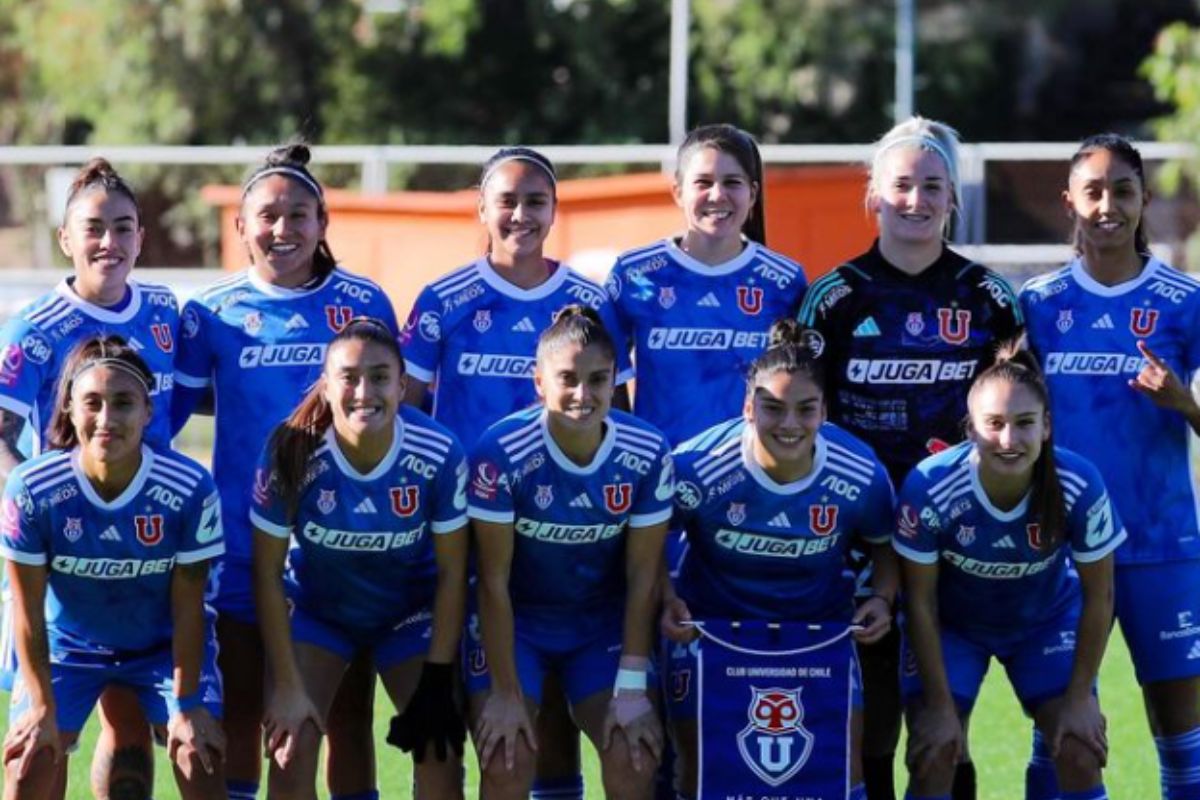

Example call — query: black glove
[387,661,465,763]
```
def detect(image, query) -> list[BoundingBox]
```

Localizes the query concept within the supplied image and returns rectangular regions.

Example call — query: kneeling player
[896,342,1121,800]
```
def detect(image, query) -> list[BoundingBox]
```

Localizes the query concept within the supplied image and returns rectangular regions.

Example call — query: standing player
[252,319,468,799]
[1,336,226,799]
[1020,134,1200,800]
[0,158,179,797]
[401,146,629,799]
[468,307,673,800]
[174,144,399,800]
[796,117,1022,800]
[896,343,1122,800]
[660,319,898,800]
[606,124,807,447]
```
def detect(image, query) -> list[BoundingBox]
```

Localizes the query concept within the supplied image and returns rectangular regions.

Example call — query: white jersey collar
[475,257,571,301]
[324,417,404,482]
[666,237,759,277]
[72,445,154,511]
[54,278,142,324]
[1069,256,1162,298]
[539,409,616,475]
[741,425,826,495]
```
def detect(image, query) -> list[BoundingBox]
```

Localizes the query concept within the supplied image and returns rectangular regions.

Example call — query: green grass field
[0,629,1158,798]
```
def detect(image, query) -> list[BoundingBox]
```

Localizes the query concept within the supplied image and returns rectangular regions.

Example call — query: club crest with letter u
[736,686,815,787]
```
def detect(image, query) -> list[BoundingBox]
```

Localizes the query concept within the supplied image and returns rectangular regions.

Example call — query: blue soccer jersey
[0,279,179,454]
[1020,257,1200,565]
[250,407,467,631]
[0,446,224,655]
[401,258,632,449]
[605,239,807,446]
[672,419,894,623]
[796,243,1023,487]
[894,442,1125,643]
[467,407,673,638]
[174,267,398,569]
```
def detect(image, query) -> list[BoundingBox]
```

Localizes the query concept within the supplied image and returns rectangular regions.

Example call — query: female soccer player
[174,144,399,800]
[796,117,1023,800]
[660,319,898,800]
[1020,134,1200,800]
[468,306,673,800]
[605,123,807,448]
[0,158,179,797]
[1,336,225,799]
[401,146,629,799]
[896,342,1121,800]
[252,318,468,799]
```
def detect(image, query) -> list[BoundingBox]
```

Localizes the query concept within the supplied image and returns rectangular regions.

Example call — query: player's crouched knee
[4,745,58,790]
[599,740,658,799]
[479,745,537,799]
[1053,735,1104,784]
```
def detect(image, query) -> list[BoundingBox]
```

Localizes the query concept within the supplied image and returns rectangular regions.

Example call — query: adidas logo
[286,313,309,330]
[354,497,378,514]
[99,525,121,542]
[1189,641,1200,661]
[852,317,881,337]
[512,317,536,333]
[569,493,593,509]
[768,511,791,527]
[1091,314,1114,330]
[697,292,721,308]
[992,535,1016,549]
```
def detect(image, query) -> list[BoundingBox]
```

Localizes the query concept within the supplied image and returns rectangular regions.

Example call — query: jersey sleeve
[603,263,636,380]
[0,471,47,566]
[629,445,675,529]
[176,472,226,565]
[793,268,851,357]
[669,452,703,531]
[855,459,897,546]
[1064,459,1126,564]
[596,294,634,385]
[247,447,293,539]
[892,472,940,565]
[466,436,514,524]
[0,317,55,421]
[429,442,469,535]
[174,300,215,391]
[978,266,1024,333]
[398,286,444,385]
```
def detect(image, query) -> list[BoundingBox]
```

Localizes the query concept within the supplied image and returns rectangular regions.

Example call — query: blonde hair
[867,116,963,223]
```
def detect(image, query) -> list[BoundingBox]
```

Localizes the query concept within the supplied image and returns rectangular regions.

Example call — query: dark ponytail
[744,319,826,396]
[535,304,616,367]
[968,337,1066,550]
[267,318,403,518]
[676,124,767,245]
[241,142,337,282]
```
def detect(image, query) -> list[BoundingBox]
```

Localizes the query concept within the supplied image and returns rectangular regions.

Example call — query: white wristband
[613,667,648,694]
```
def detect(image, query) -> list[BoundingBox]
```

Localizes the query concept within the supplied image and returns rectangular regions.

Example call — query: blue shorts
[208,558,257,625]
[664,634,864,721]
[900,609,1082,715]
[10,636,223,735]
[291,605,431,672]
[1115,560,1200,685]
[464,611,622,706]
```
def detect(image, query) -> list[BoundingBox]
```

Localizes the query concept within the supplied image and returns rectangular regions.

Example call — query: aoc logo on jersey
[736,686,814,787]
[390,486,420,517]
[604,483,632,514]
[937,308,971,345]
[134,514,164,546]
[1130,307,1159,337]
[808,505,838,536]
[325,305,353,333]
[736,286,764,316]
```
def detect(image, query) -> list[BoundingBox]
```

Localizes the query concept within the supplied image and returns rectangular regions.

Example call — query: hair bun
[551,304,601,326]
[265,142,312,168]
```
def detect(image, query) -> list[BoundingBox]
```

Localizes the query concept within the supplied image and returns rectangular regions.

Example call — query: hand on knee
[1053,735,1104,791]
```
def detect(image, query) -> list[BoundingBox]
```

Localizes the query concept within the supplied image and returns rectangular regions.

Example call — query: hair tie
[481,155,557,191]
[877,135,955,176]
[242,166,325,202]
[71,357,151,395]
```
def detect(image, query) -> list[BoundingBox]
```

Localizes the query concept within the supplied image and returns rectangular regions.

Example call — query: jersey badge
[736,286,763,316]
[243,311,263,335]
[727,502,747,527]
[736,686,815,787]
[471,462,501,501]
[317,489,337,515]
[808,505,838,536]
[473,309,493,333]
[390,486,419,517]
[135,514,164,546]
[534,484,554,510]
[905,312,925,337]
[150,323,174,353]
[1026,523,1044,549]
[182,307,201,339]
[604,483,632,514]
[325,305,353,333]
[63,517,84,543]
[1056,309,1073,334]
[898,504,919,539]
[658,286,677,310]
[1130,307,1159,337]
[955,525,975,547]
[937,308,971,345]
